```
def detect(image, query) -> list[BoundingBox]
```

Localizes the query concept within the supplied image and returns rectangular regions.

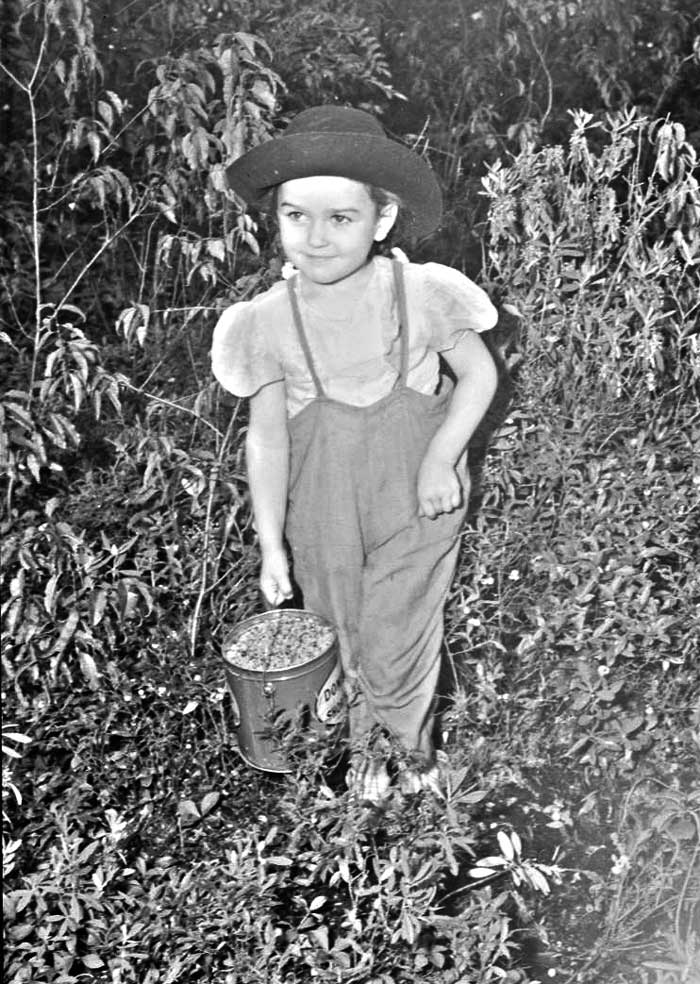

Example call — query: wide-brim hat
[225,105,442,238]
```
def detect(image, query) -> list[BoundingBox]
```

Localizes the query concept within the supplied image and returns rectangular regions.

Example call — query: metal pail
[222,609,345,773]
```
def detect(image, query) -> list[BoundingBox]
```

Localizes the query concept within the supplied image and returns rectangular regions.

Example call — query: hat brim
[226,132,442,239]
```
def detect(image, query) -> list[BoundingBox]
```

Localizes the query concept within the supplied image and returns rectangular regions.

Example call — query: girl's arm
[246,380,294,606]
[417,330,498,519]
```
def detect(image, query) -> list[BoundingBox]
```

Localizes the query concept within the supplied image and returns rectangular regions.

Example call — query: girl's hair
[365,184,406,256]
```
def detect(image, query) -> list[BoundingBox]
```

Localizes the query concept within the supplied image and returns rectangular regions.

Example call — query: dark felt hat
[225,105,442,238]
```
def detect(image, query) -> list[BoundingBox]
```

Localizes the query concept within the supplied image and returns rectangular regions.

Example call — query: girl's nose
[307,219,328,248]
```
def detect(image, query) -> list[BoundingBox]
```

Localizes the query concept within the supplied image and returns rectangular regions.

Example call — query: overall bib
[285,260,467,758]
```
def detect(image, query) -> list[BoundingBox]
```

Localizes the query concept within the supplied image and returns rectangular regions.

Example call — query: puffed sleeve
[211,300,284,397]
[420,262,498,350]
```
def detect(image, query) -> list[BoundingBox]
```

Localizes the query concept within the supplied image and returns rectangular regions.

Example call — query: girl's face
[276,176,397,286]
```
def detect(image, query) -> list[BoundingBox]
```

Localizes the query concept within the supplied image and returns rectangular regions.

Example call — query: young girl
[212,105,498,802]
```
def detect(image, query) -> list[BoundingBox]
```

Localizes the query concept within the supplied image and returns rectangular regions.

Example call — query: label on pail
[315,661,346,724]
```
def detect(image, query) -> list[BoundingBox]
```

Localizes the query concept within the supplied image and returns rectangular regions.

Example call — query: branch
[189,408,240,657]
[517,11,553,128]
[0,61,28,93]
[28,72,43,405]
[118,378,226,439]
[56,204,146,311]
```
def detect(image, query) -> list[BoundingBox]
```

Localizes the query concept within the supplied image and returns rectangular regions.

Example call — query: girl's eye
[332,214,351,225]
[286,211,304,221]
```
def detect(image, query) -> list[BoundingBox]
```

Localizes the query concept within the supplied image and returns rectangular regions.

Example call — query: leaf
[79,652,100,689]
[53,609,80,656]
[182,700,199,715]
[400,908,418,943]
[502,302,522,317]
[619,713,644,735]
[475,856,507,867]
[527,867,551,895]
[251,78,276,111]
[469,867,498,879]
[97,100,113,130]
[195,127,210,165]
[182,131,198,170]
[461,788,488,804]
[9,571,25,598]
[162,958,184,984]
[206,239,226,263]
[178,799,200,820]
[234,31,268,58]
[8,923,33,941]
[309,925,329,950]
[27,453,42,482]
[91,588,107,626]
[199,791,220,816]
[44,573,60,615]
[82,955,104,969]
[87,131,101,163]
[5,402,34,428]
[106,90,123,116]
[497,830,515,861]
[130,580,153,614]
[309,895,326,912]
[242,230,260,255]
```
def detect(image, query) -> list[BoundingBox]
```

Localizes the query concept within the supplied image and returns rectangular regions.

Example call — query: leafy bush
[3,639,559,983]
[442,108,699,976]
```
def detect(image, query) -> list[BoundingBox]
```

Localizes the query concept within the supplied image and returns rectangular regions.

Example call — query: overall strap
[391,259,410,386]
[286,277,325,398]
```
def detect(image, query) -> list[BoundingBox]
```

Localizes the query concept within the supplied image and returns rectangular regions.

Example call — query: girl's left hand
[417,452,464,519]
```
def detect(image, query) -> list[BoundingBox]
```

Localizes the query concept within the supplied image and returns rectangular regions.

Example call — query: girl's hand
[417,452,465,519]
[260,545,294,607]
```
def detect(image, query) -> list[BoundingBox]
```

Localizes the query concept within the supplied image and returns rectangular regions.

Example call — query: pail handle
[260,594,283,706]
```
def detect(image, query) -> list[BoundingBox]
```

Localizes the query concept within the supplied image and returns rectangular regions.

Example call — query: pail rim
[222,608,337,679]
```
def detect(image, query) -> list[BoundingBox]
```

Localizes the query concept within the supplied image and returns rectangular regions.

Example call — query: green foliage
[2,639,559,983]
[374,0,700,265]
[440,108,699,977]
[231,0,402,113]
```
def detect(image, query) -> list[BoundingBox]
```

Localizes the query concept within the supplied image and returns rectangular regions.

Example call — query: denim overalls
[285,260,467,758]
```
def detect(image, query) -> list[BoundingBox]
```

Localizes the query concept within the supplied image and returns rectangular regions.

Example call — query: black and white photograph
[2,1,699,981]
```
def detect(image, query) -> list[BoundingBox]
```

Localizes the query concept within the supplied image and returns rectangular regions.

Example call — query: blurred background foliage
[1,1,699,982]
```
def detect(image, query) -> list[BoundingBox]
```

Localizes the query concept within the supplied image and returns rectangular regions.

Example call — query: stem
[118,378,227,439]
[27,36,48,408]
[189,409,239,657]
[516,10,553,129]
[675,809,700,941]
[56,207,144,311]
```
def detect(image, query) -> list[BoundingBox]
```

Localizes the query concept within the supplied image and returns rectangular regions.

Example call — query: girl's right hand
[260,545,294,607]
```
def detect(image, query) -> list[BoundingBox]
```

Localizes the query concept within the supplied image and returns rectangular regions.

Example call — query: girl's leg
[291,546,397,803]
[357,522,463,759]
[290,547,376,740]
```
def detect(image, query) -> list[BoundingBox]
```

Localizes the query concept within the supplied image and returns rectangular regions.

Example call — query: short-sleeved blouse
[211,257,497,417]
